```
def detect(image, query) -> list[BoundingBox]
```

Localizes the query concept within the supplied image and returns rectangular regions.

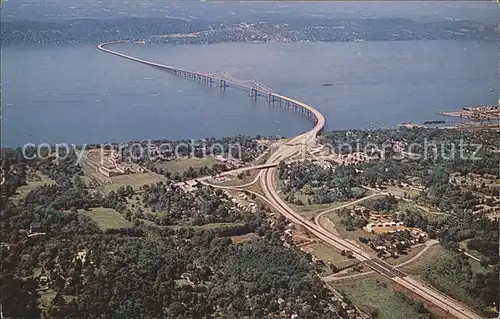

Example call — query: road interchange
[98,41,483,319]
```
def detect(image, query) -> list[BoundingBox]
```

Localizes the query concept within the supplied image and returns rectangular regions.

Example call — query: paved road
[259,167,481,319]
[99,42,482,319]
[313,192,380,227]
[322,239,439,283]
[173,163,276,187]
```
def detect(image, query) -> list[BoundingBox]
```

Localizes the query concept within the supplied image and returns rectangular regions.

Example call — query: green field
[80,208,133,230]
[302,243,358,270]
[332,277,431,319]
[102,172,167,194]
[155,157,217,174]
[12,172,56,201]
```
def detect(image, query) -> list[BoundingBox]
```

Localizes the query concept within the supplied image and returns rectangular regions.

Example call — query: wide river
[2,40,497,147]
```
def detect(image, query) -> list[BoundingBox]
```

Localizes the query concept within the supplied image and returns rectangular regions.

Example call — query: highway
[259,167,482,319]
[98,41,482,319]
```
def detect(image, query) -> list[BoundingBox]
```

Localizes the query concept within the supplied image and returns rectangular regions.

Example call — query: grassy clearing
[12,172,56,201]
[384,185,420,199]
[79,207,132,230]
[401,244,446,273]
[301,243,357,270]
[38,290,57,309]
[155,157,217,174]
[331,276,432,319]
[102,172,167,194]
[402,244,489,312]
[244,182,266,198]
[231,233,259,243]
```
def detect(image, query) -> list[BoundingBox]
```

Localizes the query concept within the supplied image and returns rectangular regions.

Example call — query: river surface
[2,40,497,147]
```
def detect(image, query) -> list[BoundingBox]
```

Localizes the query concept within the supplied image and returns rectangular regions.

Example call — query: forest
[0,137,348,318]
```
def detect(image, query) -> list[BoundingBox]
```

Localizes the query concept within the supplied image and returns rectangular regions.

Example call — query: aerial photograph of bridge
[1,1,498,319]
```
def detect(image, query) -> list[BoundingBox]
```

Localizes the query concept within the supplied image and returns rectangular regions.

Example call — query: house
[30,222,42,234]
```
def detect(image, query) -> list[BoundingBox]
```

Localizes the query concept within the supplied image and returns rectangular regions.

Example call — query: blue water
[2,40,497,147]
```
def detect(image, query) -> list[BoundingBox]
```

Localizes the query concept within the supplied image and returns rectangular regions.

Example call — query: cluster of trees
[336,208,368,231]
[139,183,249,226]
[116,135,268,166]
[1,202,343,318]
[363,195,398,212]
[0,136,352,318]
[149,162,228,182]
[318,128,499,313]
[1,17,205,45]
[398,208,430,233]
[278,161,367,205]
[421,251,498,315]
[1,147,84,209]
[438,210,499,265]
[320,128,500,213]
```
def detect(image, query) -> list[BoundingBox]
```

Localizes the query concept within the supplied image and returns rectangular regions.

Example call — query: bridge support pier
[250,88,258,99]
[220,79,227,90]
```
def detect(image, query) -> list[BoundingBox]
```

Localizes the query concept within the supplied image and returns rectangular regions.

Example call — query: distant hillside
[1,17,496,45]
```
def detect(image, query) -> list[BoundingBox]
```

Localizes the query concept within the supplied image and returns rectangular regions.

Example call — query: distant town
[2,16,496,45]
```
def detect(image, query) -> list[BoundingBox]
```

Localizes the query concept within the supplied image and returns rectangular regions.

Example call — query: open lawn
[301,243,358,270]
[79,208,133,230]
[102,172,167,194]
[231,233,259,243]
[402,244,446,273]
[155,157,217,174]
[12,172,56,201]
[38,290,57,309]
[243,182,266,198]
[385,185,420,199]
[331,276,432,319]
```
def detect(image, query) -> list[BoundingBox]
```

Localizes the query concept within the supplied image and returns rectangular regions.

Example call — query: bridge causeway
[97,41,325,137]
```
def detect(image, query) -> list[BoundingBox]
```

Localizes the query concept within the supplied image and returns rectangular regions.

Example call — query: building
[30,222,42,234]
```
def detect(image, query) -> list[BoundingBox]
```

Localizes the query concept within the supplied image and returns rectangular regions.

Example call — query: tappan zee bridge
[98,40,482,319]
[98,41,325,142]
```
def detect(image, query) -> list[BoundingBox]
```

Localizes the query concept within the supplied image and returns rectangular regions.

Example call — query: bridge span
[97,41,325,141]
